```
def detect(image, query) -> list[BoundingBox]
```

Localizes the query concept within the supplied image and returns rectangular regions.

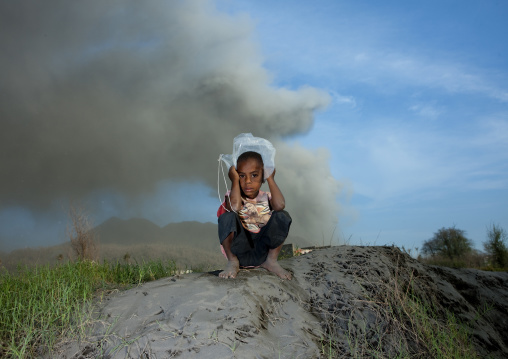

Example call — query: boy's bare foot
[219,260,240,279]
[260,258,292,280]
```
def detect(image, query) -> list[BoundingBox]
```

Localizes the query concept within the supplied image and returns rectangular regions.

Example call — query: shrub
[67,203,98,261]
[422,226,473,259]
[483,224,508,269]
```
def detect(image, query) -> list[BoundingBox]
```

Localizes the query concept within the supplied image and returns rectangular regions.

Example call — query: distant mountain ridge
[94,217,219,250]
[1,218,224,271]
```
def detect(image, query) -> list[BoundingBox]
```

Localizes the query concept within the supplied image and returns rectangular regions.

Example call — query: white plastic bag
[219,133,275,180]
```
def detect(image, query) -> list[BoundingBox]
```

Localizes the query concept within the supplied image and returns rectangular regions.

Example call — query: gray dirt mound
[297,246,508,358]
[52,246,508,358]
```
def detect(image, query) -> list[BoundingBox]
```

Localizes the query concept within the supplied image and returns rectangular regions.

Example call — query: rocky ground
[52,246,508,358]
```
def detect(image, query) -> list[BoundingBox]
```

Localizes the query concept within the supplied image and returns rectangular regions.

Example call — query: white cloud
[327,114,508,204]
[388,56,508,102]
[326,48,508,103]
[408,103,442,119]
[330,91,357,108]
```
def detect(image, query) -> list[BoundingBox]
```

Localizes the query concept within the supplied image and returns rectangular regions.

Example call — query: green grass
[0,259,177,358]
[393,290,479,359]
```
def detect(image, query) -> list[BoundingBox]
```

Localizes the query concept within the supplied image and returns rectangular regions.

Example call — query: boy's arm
[266,169,285,211]
[225,166,243,212]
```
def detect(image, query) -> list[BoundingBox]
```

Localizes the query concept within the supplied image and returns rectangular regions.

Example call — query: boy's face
[237,158,263,199]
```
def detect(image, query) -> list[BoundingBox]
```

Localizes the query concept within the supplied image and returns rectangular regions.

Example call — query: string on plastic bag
[217,133,276,213]
[217,154,237,214]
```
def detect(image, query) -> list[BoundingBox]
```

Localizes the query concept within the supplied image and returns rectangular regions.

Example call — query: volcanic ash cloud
[0,0,340,242]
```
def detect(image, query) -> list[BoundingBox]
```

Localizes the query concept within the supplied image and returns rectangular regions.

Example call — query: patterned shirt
[238,191,273,233]
[223,190,271,233]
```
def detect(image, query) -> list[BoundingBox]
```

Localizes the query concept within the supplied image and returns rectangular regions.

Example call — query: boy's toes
[282,270,292,280]
[219,261,240,279]
[261,260,292,280]
[277,268,292,280]
[219,270,236,279]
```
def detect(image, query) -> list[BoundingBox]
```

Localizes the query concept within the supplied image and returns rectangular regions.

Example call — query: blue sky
[215,0,508,251]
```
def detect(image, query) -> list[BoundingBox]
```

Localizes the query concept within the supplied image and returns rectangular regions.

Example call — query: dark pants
[218,210,292,267]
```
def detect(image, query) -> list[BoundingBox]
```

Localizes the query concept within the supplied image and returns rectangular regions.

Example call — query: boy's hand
[267,168,276,181]
[227,165,242,212]
[228,166,239,182]
[266,168,285,211]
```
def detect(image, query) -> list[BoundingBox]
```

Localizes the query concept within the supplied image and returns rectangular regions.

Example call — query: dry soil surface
[53,246,508,358]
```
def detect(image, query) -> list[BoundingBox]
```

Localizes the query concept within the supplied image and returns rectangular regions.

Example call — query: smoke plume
[0,0,340,246]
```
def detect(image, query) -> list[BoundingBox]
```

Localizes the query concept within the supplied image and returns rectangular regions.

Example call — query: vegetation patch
[0,259,177,358]
[420,224,508,271]
[309,248,481,358]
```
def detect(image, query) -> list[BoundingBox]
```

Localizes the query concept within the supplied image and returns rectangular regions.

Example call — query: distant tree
[421,237,443,257]
[422,226,473,259]
[67,202,98,261]
[483,224,508,268]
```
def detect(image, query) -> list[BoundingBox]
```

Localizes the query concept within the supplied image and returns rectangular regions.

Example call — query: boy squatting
[218,151,292,280]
